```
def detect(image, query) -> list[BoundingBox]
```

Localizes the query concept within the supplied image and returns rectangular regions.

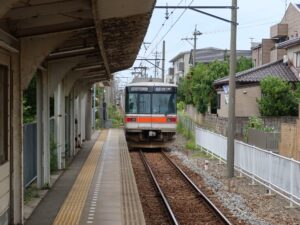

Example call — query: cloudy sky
[116,0,292,87]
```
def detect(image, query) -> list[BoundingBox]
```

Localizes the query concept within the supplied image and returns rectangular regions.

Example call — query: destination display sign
[129,87,150,92]
[154,87,176,92]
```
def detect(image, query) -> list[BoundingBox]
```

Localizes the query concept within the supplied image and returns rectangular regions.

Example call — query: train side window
[0,65,8,165]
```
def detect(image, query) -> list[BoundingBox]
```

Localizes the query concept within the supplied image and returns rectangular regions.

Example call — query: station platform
[25,129,146,225]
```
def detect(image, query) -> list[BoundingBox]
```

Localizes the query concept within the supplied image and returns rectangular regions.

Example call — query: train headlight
[126,117,137,122]
[167,117,177,123]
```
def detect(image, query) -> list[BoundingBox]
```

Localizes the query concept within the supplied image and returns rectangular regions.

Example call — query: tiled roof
[277,37,300,49]
[191,47,251,64]
[214,59,299,85]
[169,51,190,62]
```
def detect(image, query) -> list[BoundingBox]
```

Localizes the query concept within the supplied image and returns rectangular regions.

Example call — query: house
[167,47,251,84]
[190,47,251,65]
[252,3,300,67]
[167,51,190,84]
[214,59,299,118]
[214,3,300,118]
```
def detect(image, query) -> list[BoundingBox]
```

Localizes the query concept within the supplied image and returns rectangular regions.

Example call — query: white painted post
[43,71,50,185]
[289,158,294,208]
[267,151,272,195]
[250,146,255,185]
[54,82,65,170]
[204,160,209,171]
[36,72,44,188]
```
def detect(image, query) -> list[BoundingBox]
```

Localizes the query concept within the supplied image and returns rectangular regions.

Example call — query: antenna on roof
[249,37,254,48]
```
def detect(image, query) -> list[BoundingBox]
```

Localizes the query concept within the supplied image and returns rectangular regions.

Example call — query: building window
[0,65,8,165]
[217,94,221,109]
[296,52,300,68]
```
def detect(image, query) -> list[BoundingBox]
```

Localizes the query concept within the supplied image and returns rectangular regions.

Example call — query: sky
[115,0,293,88]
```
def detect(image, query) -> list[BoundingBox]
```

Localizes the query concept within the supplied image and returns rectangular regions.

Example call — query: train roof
[126,82,177,87]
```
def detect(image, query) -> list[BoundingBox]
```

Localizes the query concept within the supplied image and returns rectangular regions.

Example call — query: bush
[108,104,123,128]
[258,77,298,116]
[244,116,274,141]
[177,101,186,112]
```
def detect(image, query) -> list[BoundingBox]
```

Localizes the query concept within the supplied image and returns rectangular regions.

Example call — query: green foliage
[177,101,186,112]
[244,116,274,141]
[50,137,58,173]
[108,104,123,128]
[258,77,298,116]
[23,76,37,124]
[237,56,253,72]
[177,114,197,150]
[177,57,252,114]
[177,76,193,104]
[24,184,39,204]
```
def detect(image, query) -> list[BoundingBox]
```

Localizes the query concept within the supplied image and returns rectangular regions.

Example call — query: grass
[177,113,213,159]
[24,183,40,204]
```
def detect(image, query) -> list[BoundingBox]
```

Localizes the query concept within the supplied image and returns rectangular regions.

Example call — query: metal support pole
[154,51,158,78]
[93,84,96,130]
[192,27,202,67]
[162,40,165,83]
[227,0,237,178]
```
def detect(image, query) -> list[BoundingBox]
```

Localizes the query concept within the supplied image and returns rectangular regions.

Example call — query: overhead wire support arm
[155,6,236,9]
[191,8,238,25]
[155,5,238,25]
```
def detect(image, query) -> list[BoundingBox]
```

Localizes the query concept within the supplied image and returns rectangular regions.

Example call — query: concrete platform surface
[25,129,146,225]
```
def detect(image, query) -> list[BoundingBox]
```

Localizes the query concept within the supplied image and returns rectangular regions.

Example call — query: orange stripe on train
[137,117,167,123]
[126,116,176,123]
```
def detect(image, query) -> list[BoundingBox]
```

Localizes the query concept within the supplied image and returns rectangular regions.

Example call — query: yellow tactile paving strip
[52,130,108,225]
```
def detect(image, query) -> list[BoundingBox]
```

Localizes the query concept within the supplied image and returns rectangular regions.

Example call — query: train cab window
[0,65,8,165]
[152,93,176,114]
[138,94,151,114]
[127,93,138,114]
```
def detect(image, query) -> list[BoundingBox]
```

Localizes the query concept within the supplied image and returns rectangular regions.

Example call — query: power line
[147,0,195,57]
[144,0,186,56]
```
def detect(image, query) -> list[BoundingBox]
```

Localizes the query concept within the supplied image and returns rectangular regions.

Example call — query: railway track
[139,150,232,225]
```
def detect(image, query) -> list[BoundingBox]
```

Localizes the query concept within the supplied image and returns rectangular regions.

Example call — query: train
[122,82,177,148]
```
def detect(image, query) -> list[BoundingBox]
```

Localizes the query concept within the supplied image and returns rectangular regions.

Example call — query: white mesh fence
[195,126,300,206]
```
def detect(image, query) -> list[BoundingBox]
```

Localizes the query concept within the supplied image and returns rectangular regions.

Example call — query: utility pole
[227,0,237,178]
[182,27,202,67]
[193,26,202,67]
[153,51,159,78]
[162,40,165,83]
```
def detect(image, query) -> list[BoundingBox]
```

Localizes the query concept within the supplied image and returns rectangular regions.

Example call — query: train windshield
[127,93,151,114]
[152,93,176,114]
[125,86,177,114]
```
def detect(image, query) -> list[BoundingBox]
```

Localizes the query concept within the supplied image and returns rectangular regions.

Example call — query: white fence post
[289,158,294,208]
[192,123,300,206]
[250,145,256,185]
[267,151,272,195]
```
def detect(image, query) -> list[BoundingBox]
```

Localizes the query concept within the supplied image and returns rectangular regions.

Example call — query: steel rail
[139,150,179,225]
[161,151,232,225]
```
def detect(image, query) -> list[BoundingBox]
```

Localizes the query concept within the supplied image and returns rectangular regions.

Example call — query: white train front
[122,82,177,148]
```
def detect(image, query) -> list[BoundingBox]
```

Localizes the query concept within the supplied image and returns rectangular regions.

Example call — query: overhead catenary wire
[144,0,186,56]
[147,0,195,57]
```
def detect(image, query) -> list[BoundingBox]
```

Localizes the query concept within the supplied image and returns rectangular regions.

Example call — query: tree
[177,57,252,114]
[237,56,253,72]
[258,77,298,116]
